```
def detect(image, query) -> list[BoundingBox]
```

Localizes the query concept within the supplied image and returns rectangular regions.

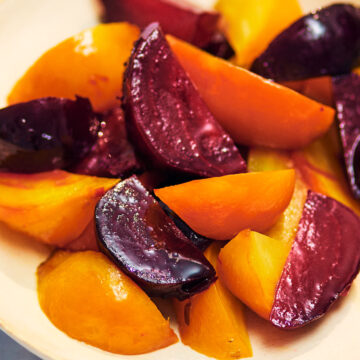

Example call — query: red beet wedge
[95,176,216,300]
[251,4,360,81]
[72,107,143,178]
[0,96,98,173]
[99,0,219,47]
[270,191,360,329]
[123,23,246,178]
[332,73,360,198]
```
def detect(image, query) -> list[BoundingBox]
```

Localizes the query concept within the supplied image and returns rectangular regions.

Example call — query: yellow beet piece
[37,251,178,354]
[216,0,302,67]
[218,230,290,319]
[248,147,308,246]
[0,170,118,246]
[8,23,140,112]
[155,170,295,240]
[174,243,252,359]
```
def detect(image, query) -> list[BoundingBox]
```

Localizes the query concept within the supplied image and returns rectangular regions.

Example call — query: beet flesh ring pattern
[270,191,360,329]
[332,73,360,198]
[95,176,216,300]
[251,4,360,81]
[100,0,220,48]
[123,23,246,179]
[0,96,98,173]
[72,107,142,178]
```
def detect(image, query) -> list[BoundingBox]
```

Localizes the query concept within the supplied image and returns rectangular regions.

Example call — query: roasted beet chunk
[251,4,360,81]
[99,0,220,47]
[71,107,142,178]
[332,73,360,198]
[0,96,97,173]
[123,23,246,178]
[95,176,216,299]
[270,191,360,329]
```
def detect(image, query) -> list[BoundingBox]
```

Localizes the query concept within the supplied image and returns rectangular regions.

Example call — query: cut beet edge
[0,96,98,173]
[251,4,360,81]
[332,73,360,198]
[95,175,216,300]
[71,107,143,178]
[123,22,246,179]
[270,190,360,329]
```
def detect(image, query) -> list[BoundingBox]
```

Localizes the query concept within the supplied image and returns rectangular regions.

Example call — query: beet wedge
[0,96,97,173]
[332,73,360,198]
[95,176,216,300]
[123,23,246,179]
[271,191,360,328]
[71,107,143,178]
[251,4,360,81]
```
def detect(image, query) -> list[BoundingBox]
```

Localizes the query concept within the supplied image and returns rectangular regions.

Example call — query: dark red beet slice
[251,4,360,81]
[0,96,97,173]
[95,175,216,299]
[156,198,212,252]
[332,73,360,198]
[270,191,360,329]
[99,0,219,47]
[203,32,235,60]
[123,23,246,178]
[71,107,143,178]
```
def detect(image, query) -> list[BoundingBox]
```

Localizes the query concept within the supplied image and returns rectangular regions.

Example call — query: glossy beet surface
[123,23,246,178]
[99,0,219,47]
[95,176,216,299]
[72,107,142,178]
[0,97,97,173]
[332,73,360,198]
[251,4,360,81]
[271,191,360,329]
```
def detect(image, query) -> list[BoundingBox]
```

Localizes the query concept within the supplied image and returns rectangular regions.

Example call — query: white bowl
[0,0,360,359]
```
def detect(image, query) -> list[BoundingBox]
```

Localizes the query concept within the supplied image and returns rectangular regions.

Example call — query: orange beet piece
[174,243,252,359]
[37,251,177,354]
[282,76,333,106]
[155,170,295,240]
[8,23,140,112]
[0,171,118,246]
[216,0,302,67]
[167,35,335,149]
[218,230,290,319]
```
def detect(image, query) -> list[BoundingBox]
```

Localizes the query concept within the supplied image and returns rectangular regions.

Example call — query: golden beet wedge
[174,243,252,359]
[218,230,290,319]
[167,35,335,149]
[0,170,118,246]
[8,23,140,112]
[155,170,295,240]
[37,251,178,354]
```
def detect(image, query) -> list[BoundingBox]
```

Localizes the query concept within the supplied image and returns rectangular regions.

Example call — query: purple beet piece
[332,73,360,198]
[156,198,212,251]
[270,191,360,329]
[0,96,98,173]
[99,0,219,47]
[203,31,235,60]
[71,107,143,178]
[251,4,360,81]
[95,175,216,299]
[123,23,246,178]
